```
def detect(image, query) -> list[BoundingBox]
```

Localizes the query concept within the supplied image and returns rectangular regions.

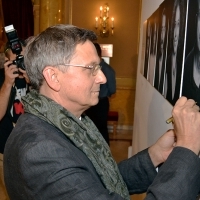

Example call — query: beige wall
[110,78,135,127]
[72,0,140,79]
[33,0,141,128]
[72,0,141,127]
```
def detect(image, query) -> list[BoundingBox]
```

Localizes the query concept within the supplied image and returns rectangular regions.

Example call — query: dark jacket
[4,113,200,199]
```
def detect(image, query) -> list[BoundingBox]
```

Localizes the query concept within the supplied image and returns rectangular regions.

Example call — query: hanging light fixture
[95,3,114,37]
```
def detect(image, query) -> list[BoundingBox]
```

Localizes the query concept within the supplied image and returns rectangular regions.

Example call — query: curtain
[2,0,34,40]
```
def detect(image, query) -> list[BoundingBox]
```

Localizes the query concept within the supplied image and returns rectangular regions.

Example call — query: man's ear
[43,67,60,91]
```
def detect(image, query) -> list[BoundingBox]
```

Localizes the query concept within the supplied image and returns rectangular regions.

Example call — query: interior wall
[72,0,140,79]
[132,0,173,155]
[72,0,141,127]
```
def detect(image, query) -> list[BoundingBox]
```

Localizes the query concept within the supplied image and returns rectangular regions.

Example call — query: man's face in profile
[160,13,166,53]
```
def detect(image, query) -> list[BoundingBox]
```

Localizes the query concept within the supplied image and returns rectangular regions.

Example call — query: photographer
[0,38,30,199]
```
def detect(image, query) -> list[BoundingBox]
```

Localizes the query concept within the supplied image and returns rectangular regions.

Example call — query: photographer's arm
[0,61,18,120]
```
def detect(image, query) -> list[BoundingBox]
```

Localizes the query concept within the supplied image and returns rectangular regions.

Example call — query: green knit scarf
[22,90,130,200]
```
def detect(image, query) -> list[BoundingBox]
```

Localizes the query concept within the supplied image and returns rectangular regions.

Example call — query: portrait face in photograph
[143,20,151,78]
[182,0,200,106]
[164,0,188,105]
[173,5,180,55]
[154,3,168,94]
[160,12,167,53]
[147,10,158,85]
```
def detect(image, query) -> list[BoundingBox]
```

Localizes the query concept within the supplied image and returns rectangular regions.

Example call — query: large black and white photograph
[182,0,200,106]
[142,0,189,106]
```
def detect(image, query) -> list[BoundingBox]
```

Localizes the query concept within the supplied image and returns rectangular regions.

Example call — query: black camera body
[12,54,26,70]
[4,25,25,70]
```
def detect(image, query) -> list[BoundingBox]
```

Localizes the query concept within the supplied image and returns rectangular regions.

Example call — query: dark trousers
[86,97,109,145]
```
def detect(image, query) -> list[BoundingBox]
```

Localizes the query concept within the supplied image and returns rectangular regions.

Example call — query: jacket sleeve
[144,147,200,200]
[118,148,157,194]
[119,147,200,200]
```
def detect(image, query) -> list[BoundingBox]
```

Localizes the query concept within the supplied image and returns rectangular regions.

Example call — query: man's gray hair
[24,24,97,90]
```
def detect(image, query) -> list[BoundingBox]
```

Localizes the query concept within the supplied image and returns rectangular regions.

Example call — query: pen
[166,116,174,124]
[166,102,197,124]
[166,102,198,124]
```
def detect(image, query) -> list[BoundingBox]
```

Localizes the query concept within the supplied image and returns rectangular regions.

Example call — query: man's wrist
[148,145,163,168]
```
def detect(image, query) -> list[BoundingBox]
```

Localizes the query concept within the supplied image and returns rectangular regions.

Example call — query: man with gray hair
[3,24,200,199]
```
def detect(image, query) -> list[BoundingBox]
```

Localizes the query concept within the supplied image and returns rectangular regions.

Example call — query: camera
[4,24,25,70]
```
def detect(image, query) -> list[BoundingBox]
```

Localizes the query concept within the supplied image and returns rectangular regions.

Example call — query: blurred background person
[86,42,116,145]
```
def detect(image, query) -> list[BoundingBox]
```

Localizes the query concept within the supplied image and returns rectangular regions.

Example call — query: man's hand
[173,96,200,155]
[148,129,175,167]
[18,68,30,84]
